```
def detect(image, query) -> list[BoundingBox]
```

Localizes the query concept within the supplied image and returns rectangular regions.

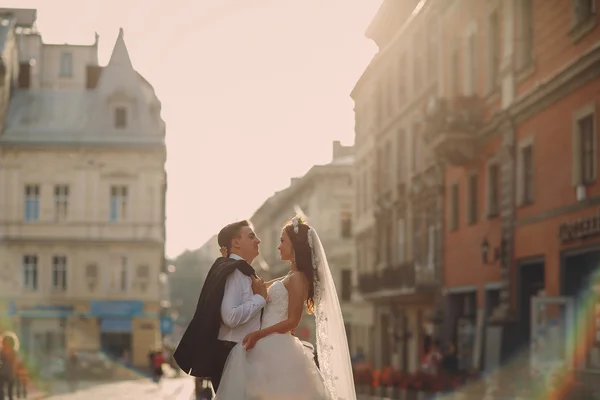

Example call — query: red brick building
[424,0,600,374]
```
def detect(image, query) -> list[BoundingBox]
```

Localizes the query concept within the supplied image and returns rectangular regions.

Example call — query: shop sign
[89,300,143,317]
[8,302,74,317]
[558,208,600,243]
[100,318,133,333]
[160,316,173,334]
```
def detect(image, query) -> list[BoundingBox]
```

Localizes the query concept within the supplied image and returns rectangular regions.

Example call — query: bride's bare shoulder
[284,272,309,297]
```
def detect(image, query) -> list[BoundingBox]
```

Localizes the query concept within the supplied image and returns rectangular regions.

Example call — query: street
[37,377,196,400]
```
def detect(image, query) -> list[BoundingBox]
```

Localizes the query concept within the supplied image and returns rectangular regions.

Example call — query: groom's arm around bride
[173,220,266,391]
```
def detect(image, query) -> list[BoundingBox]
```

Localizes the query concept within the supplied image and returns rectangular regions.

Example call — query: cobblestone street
[35,377,195,400]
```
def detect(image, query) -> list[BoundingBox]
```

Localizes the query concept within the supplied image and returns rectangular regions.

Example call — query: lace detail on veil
[308,228,354,400]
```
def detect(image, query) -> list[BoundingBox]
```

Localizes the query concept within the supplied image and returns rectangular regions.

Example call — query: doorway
[100,332,132,359]
[563,249,600,370]
[518,261,545,350]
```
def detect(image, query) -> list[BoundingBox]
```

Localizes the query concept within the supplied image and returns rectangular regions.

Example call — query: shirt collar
[229,253,243,261]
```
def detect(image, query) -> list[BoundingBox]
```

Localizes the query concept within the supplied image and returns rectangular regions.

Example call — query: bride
[215,216,356,400]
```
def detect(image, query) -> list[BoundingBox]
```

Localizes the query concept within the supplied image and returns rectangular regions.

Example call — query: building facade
[352,0,443,372]
[250,141,373,357]
[423,0,600,377]
[0,10,167,368]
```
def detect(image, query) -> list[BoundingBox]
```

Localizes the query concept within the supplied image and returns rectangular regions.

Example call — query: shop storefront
[89,300,160,367]
[9,303,72,357]
[515,206,600,379]
[558,211,600,372]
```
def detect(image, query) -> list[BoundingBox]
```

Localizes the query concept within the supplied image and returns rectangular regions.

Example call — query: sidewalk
[26,380,114,399]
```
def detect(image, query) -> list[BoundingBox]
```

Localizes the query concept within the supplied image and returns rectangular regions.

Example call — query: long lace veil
[308,227,356,400]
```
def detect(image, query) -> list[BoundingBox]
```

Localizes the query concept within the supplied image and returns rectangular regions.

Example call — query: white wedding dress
[216,280,330,399]
[216,223,356,400]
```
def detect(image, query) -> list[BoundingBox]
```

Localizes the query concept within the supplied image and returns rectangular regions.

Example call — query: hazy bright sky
[12,0,381,257]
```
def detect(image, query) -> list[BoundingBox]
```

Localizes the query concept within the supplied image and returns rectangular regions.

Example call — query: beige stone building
[0,10,166,368]
[250,141,373,358]
[351,0,442,371]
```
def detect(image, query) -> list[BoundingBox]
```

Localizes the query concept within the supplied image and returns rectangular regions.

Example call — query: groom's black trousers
[211,340,237,392]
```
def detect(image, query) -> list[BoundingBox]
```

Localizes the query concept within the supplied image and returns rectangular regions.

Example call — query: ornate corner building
[0,9,168,368]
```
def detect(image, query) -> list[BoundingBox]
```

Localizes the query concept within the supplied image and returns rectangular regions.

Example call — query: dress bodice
[262,280,289,328]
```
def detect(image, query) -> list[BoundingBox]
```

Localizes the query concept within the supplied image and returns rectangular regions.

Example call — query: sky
[11,0,382,257]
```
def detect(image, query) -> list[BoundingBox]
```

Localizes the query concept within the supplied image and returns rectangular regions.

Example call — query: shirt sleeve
[221,271,267,328]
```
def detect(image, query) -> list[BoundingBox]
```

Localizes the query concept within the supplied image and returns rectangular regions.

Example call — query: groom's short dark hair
[217,220,250,255]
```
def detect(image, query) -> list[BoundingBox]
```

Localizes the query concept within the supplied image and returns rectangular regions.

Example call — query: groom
[173,220,267,391]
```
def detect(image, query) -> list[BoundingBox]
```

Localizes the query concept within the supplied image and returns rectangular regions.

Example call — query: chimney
[332,140,354,160]
[86,65,103,89]
[290,177,301,186]
[18,62,30,89]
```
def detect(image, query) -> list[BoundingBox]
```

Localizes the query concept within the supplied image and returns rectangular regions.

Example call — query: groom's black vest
[173,257,257,378]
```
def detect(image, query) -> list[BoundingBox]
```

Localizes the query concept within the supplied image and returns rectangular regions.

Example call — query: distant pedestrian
[0,336,18,400]
[151,348,165,385]
[65,348,79,392]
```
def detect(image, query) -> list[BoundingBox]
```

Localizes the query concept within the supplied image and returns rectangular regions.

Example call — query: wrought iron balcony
[358,262,416,294]
[423,95,484,166]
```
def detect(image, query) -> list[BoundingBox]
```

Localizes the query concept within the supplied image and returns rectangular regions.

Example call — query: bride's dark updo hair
[283,216,316,314]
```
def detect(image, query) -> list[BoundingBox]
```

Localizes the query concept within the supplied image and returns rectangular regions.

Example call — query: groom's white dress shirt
[218,253,267,343]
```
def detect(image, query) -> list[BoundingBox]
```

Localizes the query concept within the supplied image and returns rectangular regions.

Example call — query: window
[517,0,534,70]
[51,255,67,292]
[574,113,596,186]
[413,32,424,93]
[341,211,352,239]
[396,129,405,182]
[487,9,500,92]
[518,142,535,205]
[398,53,407,104]
[109,185,128,222]
[136,265,150,291]
[85,263,98,289]
[487,163,501,217]
[385,222,393,266]
[24,185,40,222]
[341,269,352,302]
[108,255,128,292]
[427,225,436,267]
[428,30,438,83]
[467,173,478,225]
[59,52,72,77]
[383,142,392,191]
[449,183,459,230]
[412,125,420,172]
[384,72,392,118]
[397,218,406,263]
[115,107,127,128]
[362,168,369,212]
[23,255,38,291]
[54,185,69,221]
[356,166,363,217]
[573,0,596,26]
[451,45,460,96]
[464,28,477,95]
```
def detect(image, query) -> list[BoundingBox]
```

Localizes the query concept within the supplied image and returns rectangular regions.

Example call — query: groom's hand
[251,276,267,300]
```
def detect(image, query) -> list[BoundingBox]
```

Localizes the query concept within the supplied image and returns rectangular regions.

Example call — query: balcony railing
[423,95,484,166]
[358,262,415,294]
[358,261,439,295]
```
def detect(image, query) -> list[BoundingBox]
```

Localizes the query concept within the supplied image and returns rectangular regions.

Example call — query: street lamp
[481,238,490,264]
[481,237,501,264]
